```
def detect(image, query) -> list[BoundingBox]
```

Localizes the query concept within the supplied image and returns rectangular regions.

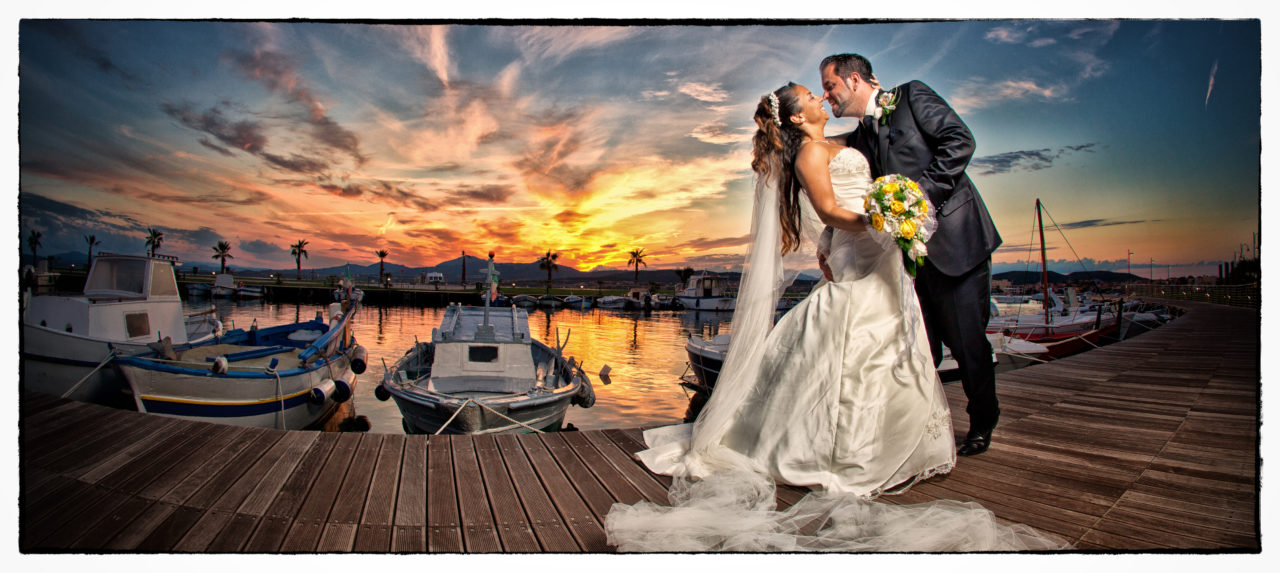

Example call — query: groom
[818,53,1003,456]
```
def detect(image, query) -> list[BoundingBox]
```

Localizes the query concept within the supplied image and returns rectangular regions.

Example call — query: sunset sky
[15,18,1261,278]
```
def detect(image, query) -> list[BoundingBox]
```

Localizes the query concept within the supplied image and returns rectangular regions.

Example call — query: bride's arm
[795,146,867,233]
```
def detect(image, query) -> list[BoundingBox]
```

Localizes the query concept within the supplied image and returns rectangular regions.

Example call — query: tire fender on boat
[572,375,595,408]
[374,383,391,401]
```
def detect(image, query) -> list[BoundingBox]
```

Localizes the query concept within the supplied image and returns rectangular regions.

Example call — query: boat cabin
[429,305,537,395]
[680,272,728,297]
[24,253,190,343]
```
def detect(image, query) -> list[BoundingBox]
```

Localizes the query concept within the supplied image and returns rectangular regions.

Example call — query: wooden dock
[19,299,1259,552]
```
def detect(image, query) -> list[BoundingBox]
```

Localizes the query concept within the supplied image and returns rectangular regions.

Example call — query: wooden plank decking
[19,299,1259,552]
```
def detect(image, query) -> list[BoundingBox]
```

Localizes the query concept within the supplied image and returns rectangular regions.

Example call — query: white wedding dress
[604,148,1063,552]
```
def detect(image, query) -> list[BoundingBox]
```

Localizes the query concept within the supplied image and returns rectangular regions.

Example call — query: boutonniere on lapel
[873,89,900,126]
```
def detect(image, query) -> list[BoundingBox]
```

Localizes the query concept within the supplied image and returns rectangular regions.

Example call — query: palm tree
[536,250,559,294]
[627,247,648,286]
[84,234,101,268]
[290,239,309,280]
[27,230,42,266]
[675,266,695,286]
[145,227,164,257]
[211,240,233,273]
[375,249,390,286]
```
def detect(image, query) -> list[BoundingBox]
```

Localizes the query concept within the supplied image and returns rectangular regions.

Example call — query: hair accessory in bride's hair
[767,92,781,127]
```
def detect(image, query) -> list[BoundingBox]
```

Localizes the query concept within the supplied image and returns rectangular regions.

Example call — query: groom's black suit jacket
[852,81,1001,276]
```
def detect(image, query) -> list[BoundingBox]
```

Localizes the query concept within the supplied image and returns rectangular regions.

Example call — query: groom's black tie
[861,115,880,172]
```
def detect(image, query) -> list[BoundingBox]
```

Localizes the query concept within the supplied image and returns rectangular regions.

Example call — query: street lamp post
[1150,257,1155,284]
[1127,249,1134,293]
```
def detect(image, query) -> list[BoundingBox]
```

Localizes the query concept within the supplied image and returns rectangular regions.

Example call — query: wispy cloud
[25,21,143,84]
[1205,59,1219,109]
[970,143,1096,175]
[678,81,729,103]
[388,25,453,88]
[499,26,642,66]
[912,24,967,78]
[984,23,1033,44]
[225,48,367,166]
[1054,218,1150,231]
[949,78,1070,113]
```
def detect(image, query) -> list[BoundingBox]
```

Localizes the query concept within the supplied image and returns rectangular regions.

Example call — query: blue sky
[14,17,1261,278]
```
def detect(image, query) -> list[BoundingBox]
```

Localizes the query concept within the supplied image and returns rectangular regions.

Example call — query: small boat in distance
[21,253,223,408]
[595,295,629,309]
[563,294,593,310]
[186,282,212,298]
[236,282,264,299]
[211,273,237,298]
[537,294,563,308]
[511,294,538,308]
[676,272,736,311]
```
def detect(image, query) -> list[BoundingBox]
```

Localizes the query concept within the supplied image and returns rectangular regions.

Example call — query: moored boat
[21,253,223,408]
[236,283,264,299]
[596,295,629,309]
[537,294,563,308]
[683,333,730,390]
[186,282,212,298]
[211,273,237,298]
[676,272,735,311]
[511,294,538,308]
[376,303,595,435]
[115,297,365,429]
[563,295,593,310]
[624,288,653,310]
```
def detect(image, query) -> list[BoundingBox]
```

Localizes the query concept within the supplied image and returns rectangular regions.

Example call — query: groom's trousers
[914,258,1000,433]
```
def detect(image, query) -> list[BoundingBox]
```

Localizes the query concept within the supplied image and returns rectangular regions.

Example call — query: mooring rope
[61,349,120,399]
[432,397,546,436]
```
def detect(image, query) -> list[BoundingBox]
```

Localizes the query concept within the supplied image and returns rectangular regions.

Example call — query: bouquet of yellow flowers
[863,174,937,277]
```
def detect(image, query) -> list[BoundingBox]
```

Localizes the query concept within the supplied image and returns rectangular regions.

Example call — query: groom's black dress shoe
[957,426,994,457]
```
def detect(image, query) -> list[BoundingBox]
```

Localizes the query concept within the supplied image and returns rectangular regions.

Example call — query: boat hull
[21,321,218,409]
[677,296,735,311]
[391,390,574,435]
[119,353,352,430]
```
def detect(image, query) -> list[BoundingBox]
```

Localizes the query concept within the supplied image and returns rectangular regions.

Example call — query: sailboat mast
[1037,198,1050,326]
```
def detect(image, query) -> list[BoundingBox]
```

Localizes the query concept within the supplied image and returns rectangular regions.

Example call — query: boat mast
[483,252,493,327]
[1037,198,1050,326]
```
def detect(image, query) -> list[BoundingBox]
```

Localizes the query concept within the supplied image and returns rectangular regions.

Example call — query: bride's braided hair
[752,82,806,255]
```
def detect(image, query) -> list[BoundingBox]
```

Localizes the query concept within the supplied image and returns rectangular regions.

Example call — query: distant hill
[994,270,1141,285]
[26,251,810,286]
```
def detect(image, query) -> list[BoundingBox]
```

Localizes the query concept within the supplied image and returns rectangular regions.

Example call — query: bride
[604,83,1063,552]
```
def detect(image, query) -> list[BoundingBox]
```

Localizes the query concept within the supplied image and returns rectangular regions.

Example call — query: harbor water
[185,298,1044,434]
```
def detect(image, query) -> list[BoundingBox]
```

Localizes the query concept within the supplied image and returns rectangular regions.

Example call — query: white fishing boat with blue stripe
[115,294,367,429]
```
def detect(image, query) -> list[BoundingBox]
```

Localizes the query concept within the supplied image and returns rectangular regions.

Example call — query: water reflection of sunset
[194,299,734,434]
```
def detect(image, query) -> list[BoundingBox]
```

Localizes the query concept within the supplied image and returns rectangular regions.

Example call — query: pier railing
[1125,283,1260,308]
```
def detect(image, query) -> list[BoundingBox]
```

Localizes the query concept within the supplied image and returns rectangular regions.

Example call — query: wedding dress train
[604,148,1064,552]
